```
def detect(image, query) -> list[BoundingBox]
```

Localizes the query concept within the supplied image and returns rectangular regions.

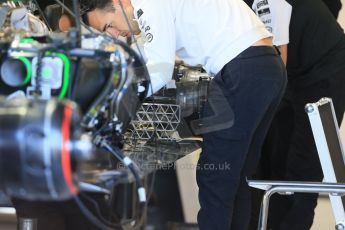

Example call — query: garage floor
[0,196,338,230]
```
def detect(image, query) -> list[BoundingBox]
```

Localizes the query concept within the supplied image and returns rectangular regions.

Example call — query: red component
[61,105,78,195]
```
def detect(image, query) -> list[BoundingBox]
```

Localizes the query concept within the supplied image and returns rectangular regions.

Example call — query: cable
[80,193,124,230]
[117,1,159,151]
[132,170,156,230]
[34,50,43,98]
[115,12,160,229]
[75,4,159,229]
[81,64,115,129]
[117,1,153,98]
[100,140,147,229]
[71,0,81,33]
[118,0,144,63]
[74,196,115,230]
[68,57,81,99]
[101,141,146,204]
[71,0,81,47]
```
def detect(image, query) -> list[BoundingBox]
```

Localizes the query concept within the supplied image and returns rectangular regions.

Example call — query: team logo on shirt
[256,0,268,8]
[258,8,270,16]
[262,19,271,24]
[136,11,154,43]
[144,26,150,32]
[137,9,144,18]
[145,33,153,42]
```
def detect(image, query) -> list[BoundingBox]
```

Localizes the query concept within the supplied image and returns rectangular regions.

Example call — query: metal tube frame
[258,184,345,230]
[252,98,345,230]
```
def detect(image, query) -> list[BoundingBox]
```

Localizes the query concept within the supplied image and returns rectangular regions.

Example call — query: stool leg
[258,188,275,230]
[18,218,37,230]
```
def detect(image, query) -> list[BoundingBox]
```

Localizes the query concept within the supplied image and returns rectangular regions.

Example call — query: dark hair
[79,0,114,25]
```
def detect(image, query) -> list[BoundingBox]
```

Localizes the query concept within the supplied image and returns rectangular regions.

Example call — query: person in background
[244,0,345,229]
[322,0,342,18]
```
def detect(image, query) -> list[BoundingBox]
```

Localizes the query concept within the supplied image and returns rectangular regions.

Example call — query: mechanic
[80,0,287,229]
[244,0,345,229]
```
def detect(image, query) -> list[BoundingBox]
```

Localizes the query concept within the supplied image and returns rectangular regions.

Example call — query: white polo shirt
[131,0,272,95]
[251,0,292,46]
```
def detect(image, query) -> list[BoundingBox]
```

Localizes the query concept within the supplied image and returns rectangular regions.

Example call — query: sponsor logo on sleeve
[258,7,270,16]
[256,0,268,8]
[145,33,153,42]
[137,9,144,18]
[262,19,271,24]
[136,9,154,43]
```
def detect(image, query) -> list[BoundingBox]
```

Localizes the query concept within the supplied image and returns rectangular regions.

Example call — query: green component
[55,53,70,100]
[14,56,32,86]
[20,38,34,44]
[42,67,52,78]
[14,51,71,99]
[50,53,70,100]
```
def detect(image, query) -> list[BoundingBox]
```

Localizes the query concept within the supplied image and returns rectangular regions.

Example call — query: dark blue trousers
[197,46,287,230]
